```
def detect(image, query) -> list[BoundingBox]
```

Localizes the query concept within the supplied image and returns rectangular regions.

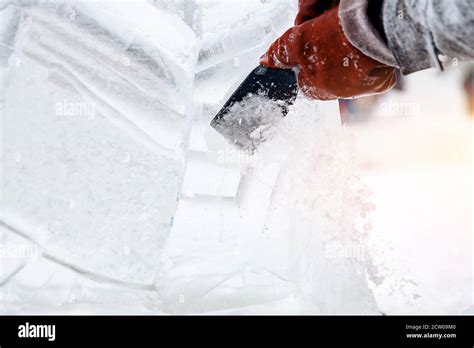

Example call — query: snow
[366,167,472,314]
[1,0,472,314]
[352,116,473,314]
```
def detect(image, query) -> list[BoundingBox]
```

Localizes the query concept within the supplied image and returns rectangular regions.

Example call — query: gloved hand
[295,0,339,25]
[260,2,397,100]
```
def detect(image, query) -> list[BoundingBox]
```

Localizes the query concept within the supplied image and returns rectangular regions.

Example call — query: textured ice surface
[2,1,470,314]
[1,0,195,286]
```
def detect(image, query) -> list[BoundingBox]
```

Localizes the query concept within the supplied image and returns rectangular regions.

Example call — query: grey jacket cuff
[339,0,398,68]
[381,0,441,75]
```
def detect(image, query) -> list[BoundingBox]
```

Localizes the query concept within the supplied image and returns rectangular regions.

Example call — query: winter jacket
[339,0,474,74]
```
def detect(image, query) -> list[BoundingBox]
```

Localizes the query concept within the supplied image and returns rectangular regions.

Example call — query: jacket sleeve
[339,0,474,75]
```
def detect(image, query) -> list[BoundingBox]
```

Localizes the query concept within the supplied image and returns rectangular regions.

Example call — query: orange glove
[260,3,397,100]
[295,0,339,25]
